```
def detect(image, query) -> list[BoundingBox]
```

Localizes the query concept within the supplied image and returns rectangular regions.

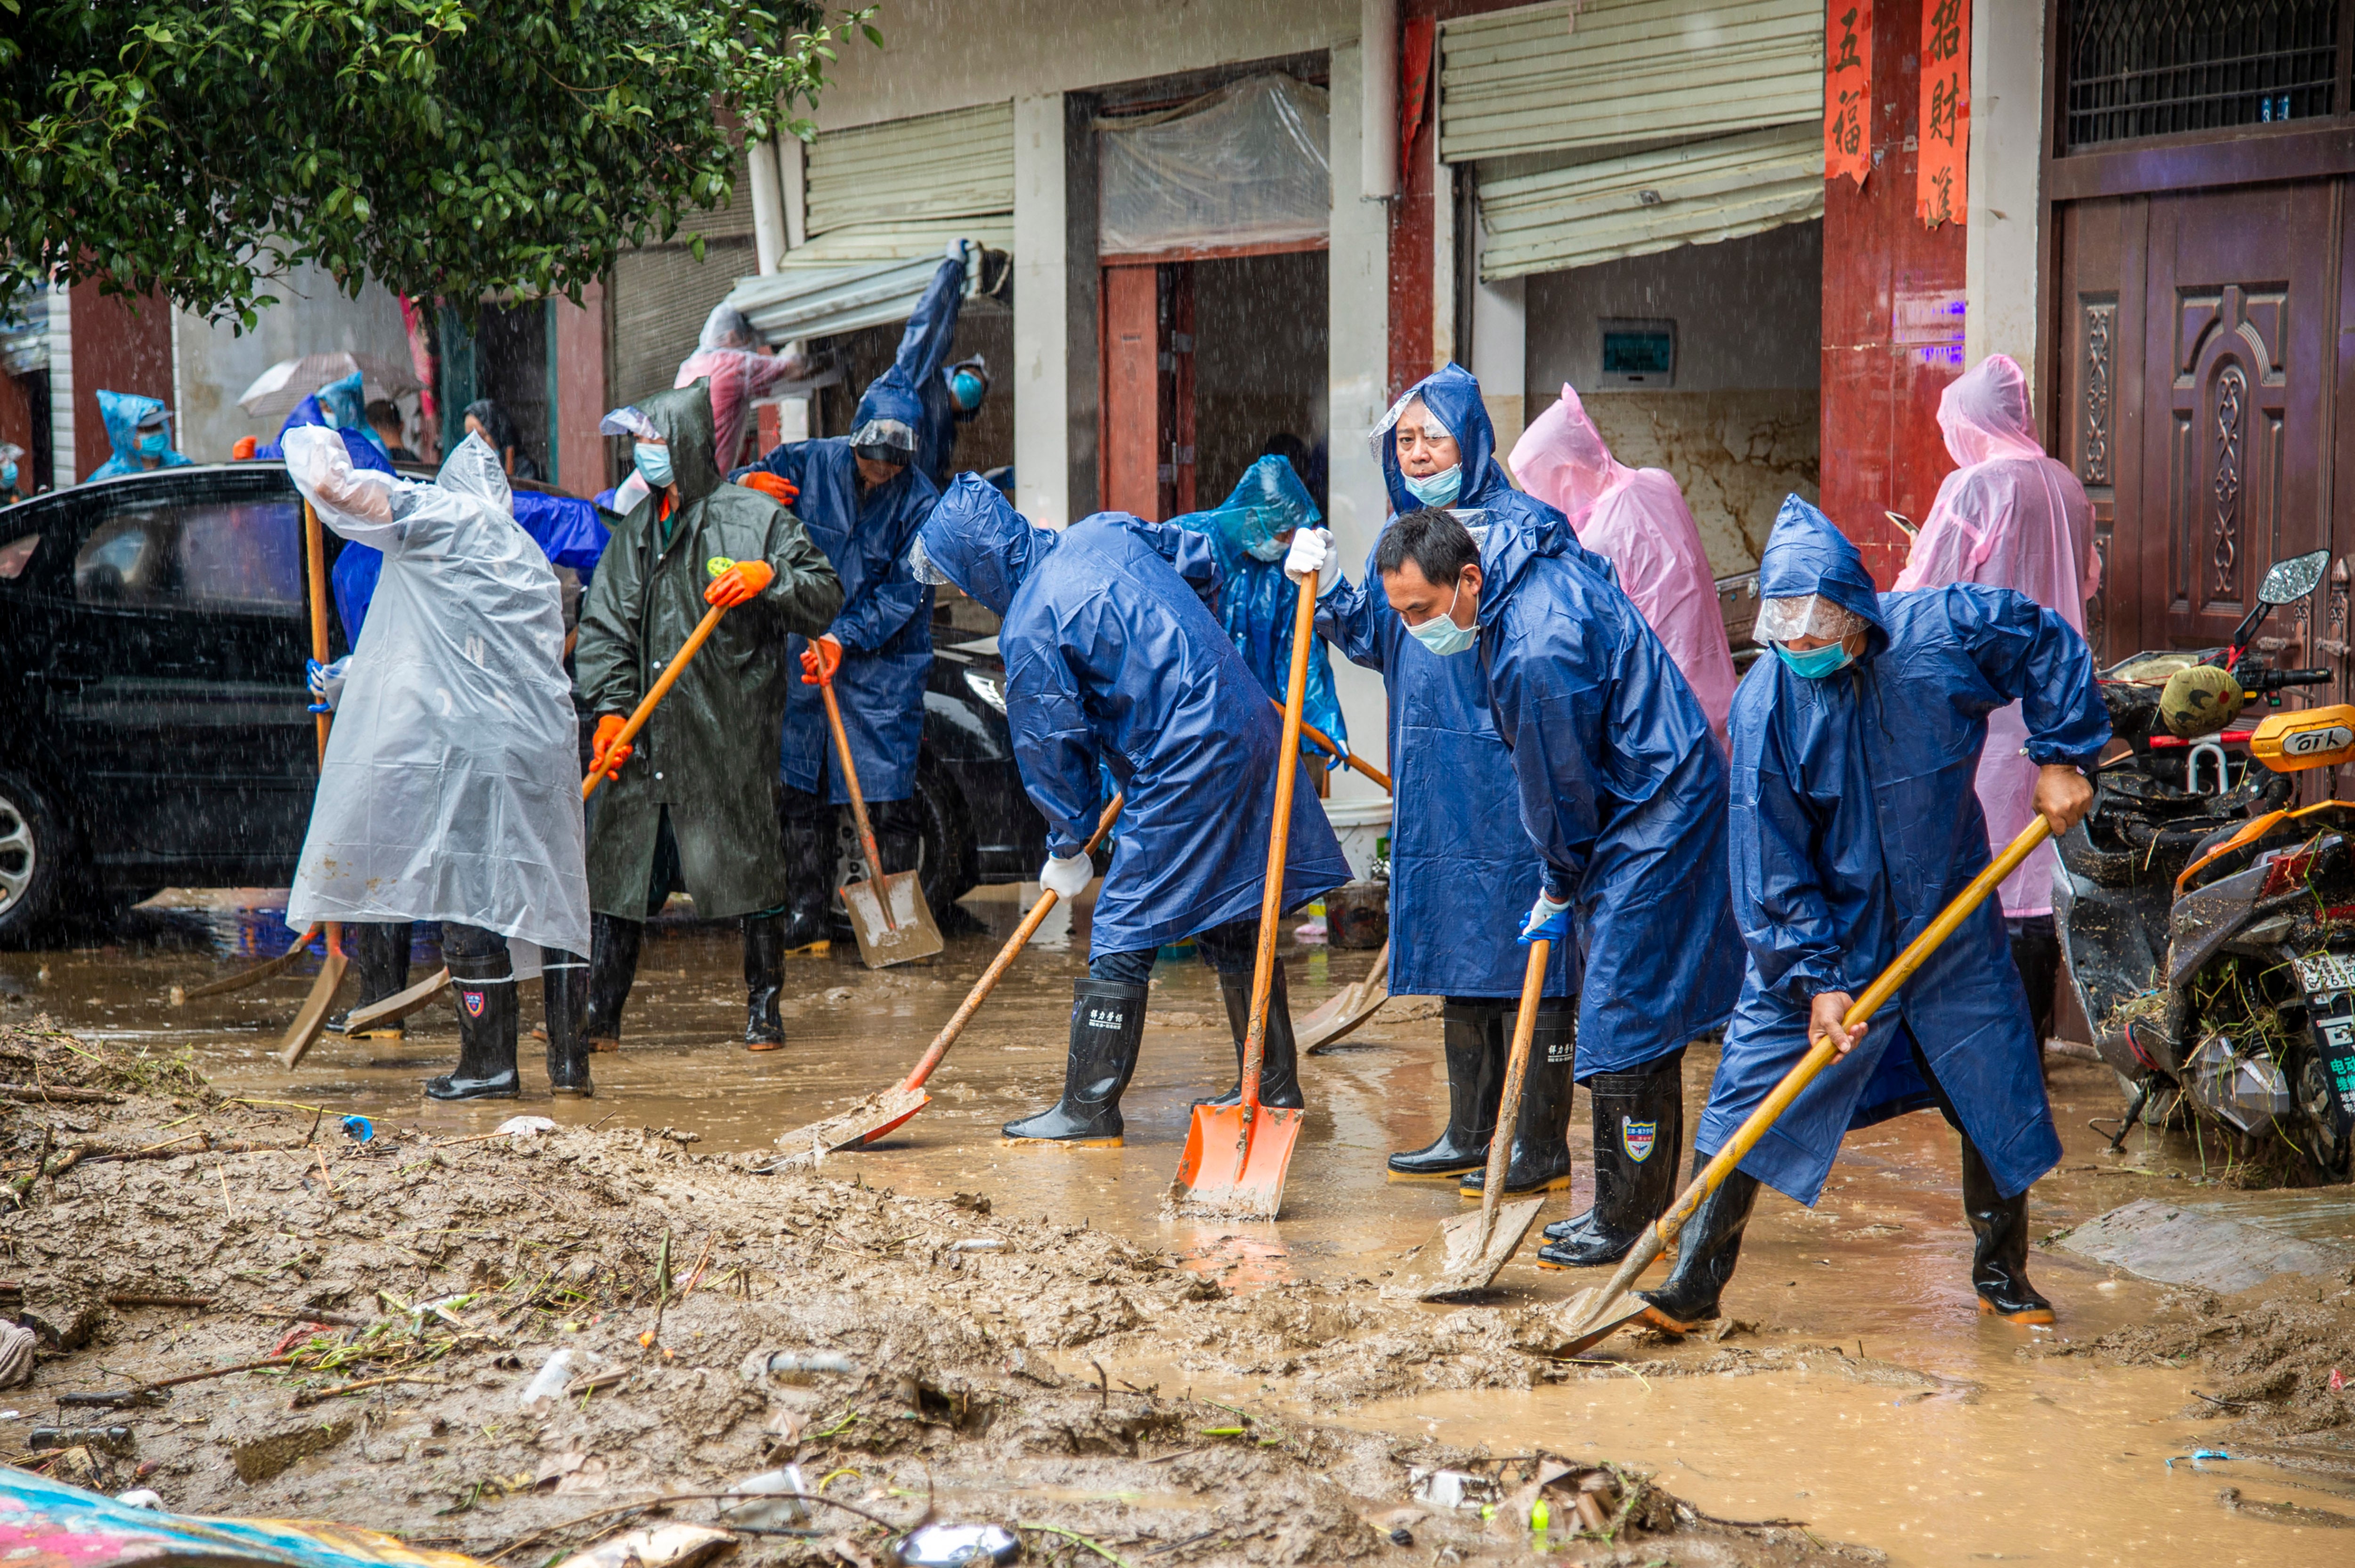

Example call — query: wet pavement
[7,885,2355,1566]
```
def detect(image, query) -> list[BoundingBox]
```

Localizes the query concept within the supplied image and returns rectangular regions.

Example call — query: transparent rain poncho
[280,426,591,966]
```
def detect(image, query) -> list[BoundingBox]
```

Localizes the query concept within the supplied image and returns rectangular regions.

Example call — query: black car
[0,463,1045,943]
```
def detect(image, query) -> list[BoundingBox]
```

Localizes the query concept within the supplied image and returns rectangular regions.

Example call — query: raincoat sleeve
[1121,518,1223,607]
[759,505,846,637]
[1314,574,1393,672]
[893,255,969,386]
[1002,624,1103,860]
[282,426,408,547]
[574,523,650,719]
[1733,713,1850,1004]
[1486,626,1613,904]
[1945,585,2112,767]
[825,539,925,652]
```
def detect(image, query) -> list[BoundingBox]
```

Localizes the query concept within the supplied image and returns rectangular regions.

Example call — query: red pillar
[554,280,608,498]
[1100,263,1162,520]
[68,280,174,479]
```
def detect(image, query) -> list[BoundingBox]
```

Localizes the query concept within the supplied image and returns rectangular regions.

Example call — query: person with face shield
[576,383,844,1053]
[674,302,810,473]
[84,391,194,481]
[1510,385,1738,753]
[912,476,1351,1142]
[1328,460,1741,1267]
[1892,355,2102,1060]
[1646,497,2108,1335]
[278,427,594,1098]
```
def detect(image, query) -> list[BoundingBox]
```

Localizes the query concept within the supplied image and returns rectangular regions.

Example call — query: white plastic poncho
[1510,383,1738,753]
[281,427,592,967]
[1893,354,2101,917]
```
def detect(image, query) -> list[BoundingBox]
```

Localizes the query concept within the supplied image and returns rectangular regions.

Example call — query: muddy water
[8,887,2354,1564]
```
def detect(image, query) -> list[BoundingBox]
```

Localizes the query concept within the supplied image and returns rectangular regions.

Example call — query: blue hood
[94,389,191,472]
[1377,363,1512,516]
[853,366,926,448]
[1755,494,1889,644]
[1473,504,1579,628]
[919,471,1059,616]
[1178,454,1322,563]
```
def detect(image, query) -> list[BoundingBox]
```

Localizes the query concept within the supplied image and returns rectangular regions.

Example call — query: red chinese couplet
[1917,0,1971,227]
[1825,0,1872,187]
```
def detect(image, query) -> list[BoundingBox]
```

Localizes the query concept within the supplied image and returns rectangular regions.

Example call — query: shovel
[582,602,729,801]
[1261,701,1391,1051]
[1549,816,2057,1355]
[1272,699,1392,791]
[1169,571,1321,1219]
[817,662,945,967]
[768,793,1126,1165]
[336,966,452,1037]
[1383,937,1552,1299]
[182,926,321,1000]
[279,501,349,1069]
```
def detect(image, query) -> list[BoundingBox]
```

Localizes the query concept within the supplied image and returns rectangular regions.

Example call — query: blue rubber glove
[1519,889,1571,946]
[306,655,350,713]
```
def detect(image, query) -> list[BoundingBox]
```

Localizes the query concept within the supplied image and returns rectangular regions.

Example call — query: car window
[72,498,304,614]
[0,532,35,580]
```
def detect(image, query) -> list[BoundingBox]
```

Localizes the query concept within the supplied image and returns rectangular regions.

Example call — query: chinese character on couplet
[1927,73,1961,146]
[1833,91,1864,157]
[1926,164,1955,224]
[1832,8,1864,72]
[1925,0,1962,63]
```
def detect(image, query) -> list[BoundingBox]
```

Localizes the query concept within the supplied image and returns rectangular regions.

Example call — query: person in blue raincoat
[1641,496,2106,1334]
[83,390,193,481]
[1166,455,1346,764]
[735,334,942,954]
[1285,367,1578,1198]
[913,476,1351,1144]
[1362,494,1744,1267]
[893,239,986,488]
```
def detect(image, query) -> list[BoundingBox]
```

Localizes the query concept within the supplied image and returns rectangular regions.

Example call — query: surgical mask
[1773,640,1856,679]
[1,461,15,490]
[950,370,986,412]
[1407,582,1478,657]
[138,429,170,457]
[1403,463,1462,508]
[634,441,674,488]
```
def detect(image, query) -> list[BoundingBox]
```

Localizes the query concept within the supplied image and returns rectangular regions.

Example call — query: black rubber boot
[1459,1006,1577,1197]
[1635,1167,1761,1332]
[743,913,787,1051]
[327,922,414,1037]
[1003,979,1148,1144]
[1387,1001,1504,1180]
[585,912,642,1054]
[1193,967,1306,1111]
[1539,1049,1686,1265]
[543,949,592,1097]
[1964,1136,2054,1323]
[428,928,519,1100]
[777,801,836,954]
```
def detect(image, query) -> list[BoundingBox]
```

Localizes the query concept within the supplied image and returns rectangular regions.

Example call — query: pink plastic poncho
[1894,354,2101,917]
[1510,384,1738,752]
[674,303,807,473]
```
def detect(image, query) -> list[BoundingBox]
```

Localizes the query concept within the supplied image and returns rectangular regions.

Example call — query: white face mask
[1406,580,1478,657]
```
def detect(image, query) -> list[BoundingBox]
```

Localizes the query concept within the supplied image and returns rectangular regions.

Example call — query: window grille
[2065,0,2339,147]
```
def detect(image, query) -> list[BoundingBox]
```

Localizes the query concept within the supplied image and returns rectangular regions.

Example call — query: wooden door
[1100,264,1161,520]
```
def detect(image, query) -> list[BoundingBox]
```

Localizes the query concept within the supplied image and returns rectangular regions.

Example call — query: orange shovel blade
[1168,1103,1304,1220]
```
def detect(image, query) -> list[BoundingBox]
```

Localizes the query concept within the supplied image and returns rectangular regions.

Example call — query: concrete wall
[1964,0,2046,398]
[172,267,415,462]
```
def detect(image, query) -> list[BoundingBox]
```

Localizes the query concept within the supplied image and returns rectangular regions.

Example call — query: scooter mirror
[2259,547,2331,606]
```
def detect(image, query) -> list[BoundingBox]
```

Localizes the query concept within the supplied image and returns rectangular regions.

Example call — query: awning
[724,218,1013,344]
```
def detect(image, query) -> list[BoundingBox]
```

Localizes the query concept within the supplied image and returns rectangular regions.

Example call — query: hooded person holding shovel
[912,476,1352,1143]
[576,382,842,1053]
[1644,497,2107,1334]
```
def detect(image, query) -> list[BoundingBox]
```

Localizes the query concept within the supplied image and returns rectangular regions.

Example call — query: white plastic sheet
[1097,74,1330,258]
[282,427,591,960]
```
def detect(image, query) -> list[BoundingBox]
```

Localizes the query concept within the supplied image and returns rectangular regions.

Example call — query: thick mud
[5,887,2355,1566]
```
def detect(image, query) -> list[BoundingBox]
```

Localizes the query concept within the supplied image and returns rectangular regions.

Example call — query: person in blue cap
[83,390,193,481]
[910,476,1350,1143]
[1281,366,1578,1197]
[1357,477,1743,1267]
[1639,496,2107,1333]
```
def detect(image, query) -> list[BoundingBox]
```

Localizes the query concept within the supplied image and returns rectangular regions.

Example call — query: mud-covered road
[2,886,2352,1566]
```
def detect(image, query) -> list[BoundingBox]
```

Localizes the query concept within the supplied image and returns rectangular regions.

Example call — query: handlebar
[2241,667,2333,692]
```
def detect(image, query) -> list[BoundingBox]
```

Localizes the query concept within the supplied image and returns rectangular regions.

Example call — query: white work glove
[1283,527,1340,596]
[1519,889,1571,946]
[1038,852,1093,901]
[283,425,393,527]
[945,236,974,267]
[306,655,350,713]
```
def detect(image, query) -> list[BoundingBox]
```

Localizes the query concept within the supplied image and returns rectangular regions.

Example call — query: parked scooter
[2055,547,2355,1181]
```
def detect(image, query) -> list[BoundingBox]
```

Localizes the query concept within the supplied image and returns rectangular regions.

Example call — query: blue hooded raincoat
[1700,496,2111,1204]
[1473,494,1743,1075]
[896,252,971,489]
[1314,366,1576,999]
[918,475,1350,959]
[1169,456,1347,761]
[84,390,194,482]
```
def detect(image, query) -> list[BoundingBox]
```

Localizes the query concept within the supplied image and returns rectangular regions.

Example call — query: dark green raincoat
[577,381,843,920]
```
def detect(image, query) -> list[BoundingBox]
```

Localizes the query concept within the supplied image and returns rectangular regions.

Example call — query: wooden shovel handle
[300,501,341,963]
[1270,699,1392,793]
[817,666,898,932]
[583,603,727,801]
[1240,572,1321,1127]
[896,792,1125,1093]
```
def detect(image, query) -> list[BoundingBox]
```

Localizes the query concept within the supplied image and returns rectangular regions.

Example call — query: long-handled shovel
[183,926,321,1000]
[1260,702,1393,1052]
[768,793,1126,1166]
[1385,937,1553,1299]
[336,965,453,1037]
[582,602,728,802]
[817,662,944,967]
[1549,816,2057,1354]
[278,503,349,1068]
[1169,571,1320,1219]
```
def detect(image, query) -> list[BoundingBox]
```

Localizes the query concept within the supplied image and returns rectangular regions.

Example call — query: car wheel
[0,772,70,948]
[829,761,978,917]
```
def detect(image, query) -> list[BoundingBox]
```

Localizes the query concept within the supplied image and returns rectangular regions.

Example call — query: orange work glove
[704,559,775,608]
[591,714,634,780]
[799,634,844,686]
[231,435,259,461]
[739,470,799,507]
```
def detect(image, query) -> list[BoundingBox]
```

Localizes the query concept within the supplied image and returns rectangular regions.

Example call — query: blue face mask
[1403,463,1462,508]
[1,461,16,490]
[950,370,986,412]
[1407,581,1478,657]
[634,441,674,488]
[138,429,171,457]
[1773,640,1856,679]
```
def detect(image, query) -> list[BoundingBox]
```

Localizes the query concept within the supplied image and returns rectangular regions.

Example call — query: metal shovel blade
[1549,1283,1655,1356]
[335,967,451,1037]
[1383,1197,1545,1300]
[841,870,944,968]
[1300,941,1391,1055]
[768,1083,931,1169]
[1167,1103,1305,1220]
[277,950,350,1069]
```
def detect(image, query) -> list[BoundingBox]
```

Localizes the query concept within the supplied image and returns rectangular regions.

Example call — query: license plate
[2293,952,2355,994]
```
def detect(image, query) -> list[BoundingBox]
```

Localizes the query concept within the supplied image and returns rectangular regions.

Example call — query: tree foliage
[0,0,879,326]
